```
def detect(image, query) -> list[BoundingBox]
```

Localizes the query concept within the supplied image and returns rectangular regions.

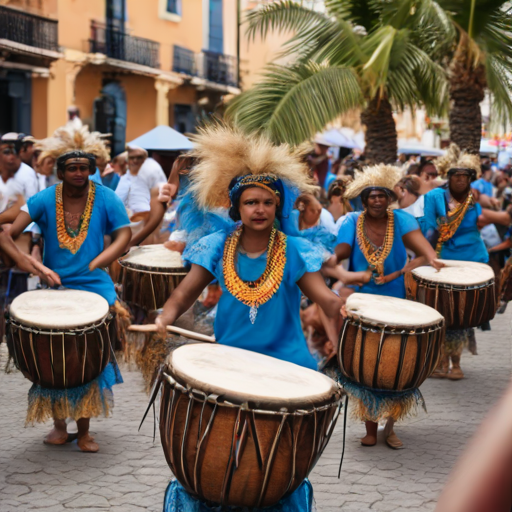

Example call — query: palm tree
[227,0,447,164]
[413,0,512,154]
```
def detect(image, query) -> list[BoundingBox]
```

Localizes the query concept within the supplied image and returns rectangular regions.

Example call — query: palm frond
[485,53,512,127]
[226,63,363,145]
[244,0,330,42]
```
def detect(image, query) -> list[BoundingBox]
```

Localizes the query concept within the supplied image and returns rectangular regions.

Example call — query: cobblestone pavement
[1,309,511,512]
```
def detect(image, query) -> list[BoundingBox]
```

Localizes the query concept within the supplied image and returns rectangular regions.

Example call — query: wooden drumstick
[128,324,216,343]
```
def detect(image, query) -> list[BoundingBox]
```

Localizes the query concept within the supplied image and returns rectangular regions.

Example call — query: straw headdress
[36,124,110,164]
[345,164,403,199]
[187,124,316,209]
[435,143,481,179]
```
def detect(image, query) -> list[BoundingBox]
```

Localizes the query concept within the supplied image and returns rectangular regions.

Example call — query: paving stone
[1,308,511,511]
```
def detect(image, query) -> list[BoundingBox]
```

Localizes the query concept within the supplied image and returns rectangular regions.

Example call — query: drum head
[412,260,494,286]
[10,290,109,329]
[120,244,185,271]
[345,293,443,328]
[166,344,339,411]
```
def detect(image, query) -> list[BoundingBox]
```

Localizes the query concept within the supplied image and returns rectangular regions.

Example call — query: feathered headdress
[345,164,403,199]
[36,125,110,164]
[187,124,316,209]
[435,143,481,179]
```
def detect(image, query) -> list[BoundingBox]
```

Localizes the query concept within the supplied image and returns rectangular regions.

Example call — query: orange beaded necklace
[223,226,287,323]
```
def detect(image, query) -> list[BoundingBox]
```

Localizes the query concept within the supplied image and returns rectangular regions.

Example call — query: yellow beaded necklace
[356,209,394,278]
[55,181,95,254]
[223,226,287,324]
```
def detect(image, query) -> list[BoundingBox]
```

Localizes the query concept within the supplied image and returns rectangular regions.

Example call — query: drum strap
[338,395,349,479]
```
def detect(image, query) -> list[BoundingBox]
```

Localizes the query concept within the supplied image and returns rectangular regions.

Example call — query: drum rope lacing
[344,316,445,335]
[118,263,188,276]
[412,275,494,292]
[8,315,111,336]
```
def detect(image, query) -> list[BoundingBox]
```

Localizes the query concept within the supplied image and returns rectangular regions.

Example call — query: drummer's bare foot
[383,418,403,449]
[76,418,99,453]
[361,421,377,446]
[77,434,99,453]
[44,419,68,445]
[447,356,464,380]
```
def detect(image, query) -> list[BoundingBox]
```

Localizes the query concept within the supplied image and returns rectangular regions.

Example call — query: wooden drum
[338,293,444,391]
[157,344,342,508]
[6,290,113,389]
[406,260,496,329]
[119,245,188,312]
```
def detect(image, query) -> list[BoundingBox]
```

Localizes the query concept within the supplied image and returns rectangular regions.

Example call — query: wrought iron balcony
[202,50,238,88]
[0,5,58,52]
[173,46,239,88]
[89,21,160,69]
[173,45,197,76]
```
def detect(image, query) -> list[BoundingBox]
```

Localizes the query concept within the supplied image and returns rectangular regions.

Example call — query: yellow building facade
[0,0,240,153]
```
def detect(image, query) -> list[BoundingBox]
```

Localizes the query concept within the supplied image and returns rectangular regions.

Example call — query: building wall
[31,77,48,138]
[57,0,104,53]
[73,65,103,127]
[0,0,57,17]
[123,74,157,140]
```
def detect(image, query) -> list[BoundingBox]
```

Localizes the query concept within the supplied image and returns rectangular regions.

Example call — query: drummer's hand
[155,315,168,337]
[158,183,177,204]
[430,258,445,271]
[21,255,61,287]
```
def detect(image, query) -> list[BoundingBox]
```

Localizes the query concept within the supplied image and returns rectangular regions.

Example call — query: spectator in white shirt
[19,134,36,167]
[115,145,152,214]
[138,154,167,190]
[0,133,39,200]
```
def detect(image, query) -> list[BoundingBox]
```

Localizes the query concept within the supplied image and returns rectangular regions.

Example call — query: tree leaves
[226,63,362,145]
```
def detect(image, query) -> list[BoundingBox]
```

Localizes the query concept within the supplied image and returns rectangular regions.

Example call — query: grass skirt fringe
[444,329,471,356]
[163,478,315,512]
[137,334,190,394]
[26,362,123,425]
[327,369,426,423]
[111,300,133,362]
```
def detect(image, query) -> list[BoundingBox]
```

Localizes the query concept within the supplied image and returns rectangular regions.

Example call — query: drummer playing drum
[325,163,444,450]
[155,125,341,510]
[422,146,512,380]
[10,150,131,452]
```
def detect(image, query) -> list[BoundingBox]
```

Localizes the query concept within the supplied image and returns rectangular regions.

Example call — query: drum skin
[119,262,187,312]
[159,373,340,508]
[338,317,444,391]
[6,318,113,389]
[405,272,496,329]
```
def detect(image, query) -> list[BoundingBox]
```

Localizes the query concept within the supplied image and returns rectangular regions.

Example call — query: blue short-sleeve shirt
[185,231,324,370]
[421,187,488,263]
[336,209,419,298]
[27,183,130,305]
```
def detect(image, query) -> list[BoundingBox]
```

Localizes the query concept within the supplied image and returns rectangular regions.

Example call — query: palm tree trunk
[361,94,397,164]
[449,38,486,155]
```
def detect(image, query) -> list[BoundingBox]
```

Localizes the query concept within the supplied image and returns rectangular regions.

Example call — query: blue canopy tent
[127,125,193,151]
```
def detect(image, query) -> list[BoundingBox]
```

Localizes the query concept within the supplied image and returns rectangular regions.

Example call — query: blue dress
[286,209,337,254]
[89,168,102,185]
[336,209,420,298]
[185,231,324,370]
[422,187,488,263]
[101,172,120,191]
[472,178,493,197]
[27,183,130,305]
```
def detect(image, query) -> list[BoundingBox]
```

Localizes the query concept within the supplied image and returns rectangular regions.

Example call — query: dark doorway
[94,81,127,157]
[174,104,195,134]
[0,70,31,135]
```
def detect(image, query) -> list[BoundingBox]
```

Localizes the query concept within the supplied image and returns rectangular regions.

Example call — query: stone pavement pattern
[1,310,511,512]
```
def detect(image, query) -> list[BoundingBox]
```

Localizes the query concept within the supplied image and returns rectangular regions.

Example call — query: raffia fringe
[444,329,469,356]
[325,368,426,423]
[26,382,113,425]
[111,300,133,363]
[136,334,190,394]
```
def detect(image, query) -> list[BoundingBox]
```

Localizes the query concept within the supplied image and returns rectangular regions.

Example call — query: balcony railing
[173,45,197,76]
[203,50,238,88]
[0,5,58,52]
[89,21,160,69]
[172,46,238,88]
